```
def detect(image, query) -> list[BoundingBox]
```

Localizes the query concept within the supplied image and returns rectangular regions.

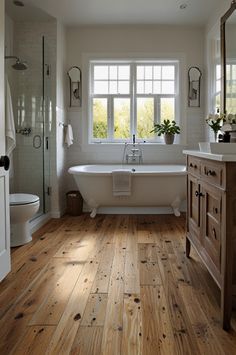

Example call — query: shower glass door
[13,33,51,217]
[43,36,51,214]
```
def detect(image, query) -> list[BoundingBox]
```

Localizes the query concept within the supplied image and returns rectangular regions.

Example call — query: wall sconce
[188,66,202,107]
[67,66,82,107]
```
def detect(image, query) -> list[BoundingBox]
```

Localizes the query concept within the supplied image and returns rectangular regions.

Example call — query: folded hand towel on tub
[112,170,132,196]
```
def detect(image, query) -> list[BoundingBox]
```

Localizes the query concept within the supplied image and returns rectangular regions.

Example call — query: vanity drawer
[200,161,225,188]
[187,156,201,176]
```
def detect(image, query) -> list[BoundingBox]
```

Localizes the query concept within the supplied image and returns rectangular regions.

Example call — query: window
[90,61,179,142]
[213,64,221,113]
[226,62,236,113]
[213,62,236,114]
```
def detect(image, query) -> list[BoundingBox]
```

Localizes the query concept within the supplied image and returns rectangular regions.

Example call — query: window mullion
[131,63,135,138]
[108,96,114,140]
[157,96,161,124]
[154,96,158,125]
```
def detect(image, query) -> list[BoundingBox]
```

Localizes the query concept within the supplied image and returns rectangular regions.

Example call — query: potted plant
[206,113,223,141]
[206,112,236,142]
[151,119,181,144]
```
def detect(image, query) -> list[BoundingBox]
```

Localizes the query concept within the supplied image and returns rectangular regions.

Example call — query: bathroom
[1,0,236,353]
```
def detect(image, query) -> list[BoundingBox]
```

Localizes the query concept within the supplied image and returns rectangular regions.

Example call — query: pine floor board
[0,214,236,354]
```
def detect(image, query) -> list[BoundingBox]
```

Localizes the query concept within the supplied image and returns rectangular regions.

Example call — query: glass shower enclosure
[13,35,51,218]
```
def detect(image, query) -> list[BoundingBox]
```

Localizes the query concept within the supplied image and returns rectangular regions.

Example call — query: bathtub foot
[90,208,97,218]
[171,197,181,217]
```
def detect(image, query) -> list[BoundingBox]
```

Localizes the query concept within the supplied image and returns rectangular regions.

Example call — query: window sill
[89,141,185,146]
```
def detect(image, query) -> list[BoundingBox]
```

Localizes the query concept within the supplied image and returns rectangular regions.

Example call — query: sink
[199,142,236,154]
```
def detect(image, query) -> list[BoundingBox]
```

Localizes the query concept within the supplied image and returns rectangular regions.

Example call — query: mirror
[188,67,202,107]
[67,66,82,107]
[221,0,236,113]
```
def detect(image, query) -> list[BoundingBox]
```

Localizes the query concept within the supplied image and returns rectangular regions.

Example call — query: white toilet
[10,194,40,247]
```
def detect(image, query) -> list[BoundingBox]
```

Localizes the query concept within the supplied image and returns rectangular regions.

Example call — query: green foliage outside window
[93,98,175,139]
[93,99,107,138]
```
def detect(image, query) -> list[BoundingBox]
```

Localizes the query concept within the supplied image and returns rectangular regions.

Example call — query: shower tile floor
[0,214,236,354]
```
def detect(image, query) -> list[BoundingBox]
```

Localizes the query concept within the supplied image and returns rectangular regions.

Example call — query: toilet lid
[10,194,40,206]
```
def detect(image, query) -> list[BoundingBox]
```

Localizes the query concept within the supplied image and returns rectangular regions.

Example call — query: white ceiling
[6,0,229,26]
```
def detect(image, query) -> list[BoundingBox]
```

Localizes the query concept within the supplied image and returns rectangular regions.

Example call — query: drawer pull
[206,169,216,176]
[212,227,217,239]
[195,191,204,197]
[190,163,198,169]
[213,207,218,214]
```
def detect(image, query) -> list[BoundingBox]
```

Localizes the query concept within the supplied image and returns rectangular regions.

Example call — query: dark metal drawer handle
[195,191,204,197]
[190,163,197,169]
[213,207,218,214]
[212,227,217,239]
[206,170,216,176]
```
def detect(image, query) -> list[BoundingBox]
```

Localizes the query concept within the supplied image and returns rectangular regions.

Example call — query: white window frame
[89,60,180,143]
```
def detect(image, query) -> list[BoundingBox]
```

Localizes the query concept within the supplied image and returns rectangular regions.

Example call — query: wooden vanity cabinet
[186,154,236,330]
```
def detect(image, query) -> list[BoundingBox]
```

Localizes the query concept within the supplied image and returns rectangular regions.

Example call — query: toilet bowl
[10,194,40,247]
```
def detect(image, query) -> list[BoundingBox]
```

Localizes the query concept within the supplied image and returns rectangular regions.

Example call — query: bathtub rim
[68,164,187,177]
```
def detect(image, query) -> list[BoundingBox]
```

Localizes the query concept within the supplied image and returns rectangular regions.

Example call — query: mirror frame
[221,0,236,113]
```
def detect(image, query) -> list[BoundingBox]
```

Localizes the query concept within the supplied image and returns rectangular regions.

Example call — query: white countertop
[183,150,236,162]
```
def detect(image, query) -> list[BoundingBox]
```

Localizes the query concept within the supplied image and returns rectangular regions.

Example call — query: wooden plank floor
[1,214,236,354]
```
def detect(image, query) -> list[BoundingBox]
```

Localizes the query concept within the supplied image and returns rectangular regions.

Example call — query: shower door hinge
[47,186,52,196]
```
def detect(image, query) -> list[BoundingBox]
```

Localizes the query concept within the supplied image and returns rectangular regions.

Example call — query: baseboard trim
[51,208,66,219]
[30,212,51,234]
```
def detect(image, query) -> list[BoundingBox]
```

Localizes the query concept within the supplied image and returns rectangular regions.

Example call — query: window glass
[162,66,175,80]
[118,81,130,94]
[160,98,175,123]
[154,66,161,79]
[118,66,130,80]
[94,66,108,80]
[94,81,109,94]
[153,81,161,94]
[93,98,108,139]
[162,81,175,94]
[114,98,130,139]
[137,98,154,139]
[137,66,144,80]
[137,81,144,94]
[109,66,117,80]
[109,81,118,94]
[144,81,153,94]
[145,66,152,80]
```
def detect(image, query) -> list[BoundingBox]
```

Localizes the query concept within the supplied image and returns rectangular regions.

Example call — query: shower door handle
[0,155,10,171]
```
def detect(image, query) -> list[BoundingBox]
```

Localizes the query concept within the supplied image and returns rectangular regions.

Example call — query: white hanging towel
[5,77,16,155]
[65,124,74,147]
[112,170,132,196]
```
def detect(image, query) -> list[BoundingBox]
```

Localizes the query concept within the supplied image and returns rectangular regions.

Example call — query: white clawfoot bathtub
[68,165,186,218]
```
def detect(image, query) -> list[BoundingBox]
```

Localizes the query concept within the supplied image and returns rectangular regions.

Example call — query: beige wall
[66,25,204,65]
